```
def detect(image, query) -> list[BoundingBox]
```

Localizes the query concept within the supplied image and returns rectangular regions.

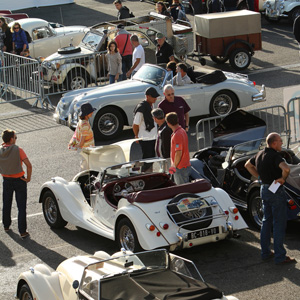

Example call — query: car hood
[80,139,136,172]
[55,25,87,35]
[211,110,266,147]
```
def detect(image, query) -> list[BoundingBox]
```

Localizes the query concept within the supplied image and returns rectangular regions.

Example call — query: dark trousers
[121,55,132,80]
[2,177,27,234]
[140,140,156,172]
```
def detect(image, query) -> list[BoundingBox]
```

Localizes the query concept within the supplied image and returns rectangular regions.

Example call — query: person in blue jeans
[245,132,296,265]
[0,130,32,239]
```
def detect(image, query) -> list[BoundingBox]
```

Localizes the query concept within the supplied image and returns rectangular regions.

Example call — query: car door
[30,25,60,58]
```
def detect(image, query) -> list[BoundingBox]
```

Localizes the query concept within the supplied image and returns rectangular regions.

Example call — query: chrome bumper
[252,84,266,102]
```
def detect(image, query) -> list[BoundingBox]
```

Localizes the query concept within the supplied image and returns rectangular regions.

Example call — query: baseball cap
[155,32,164,40]
[145,87,160,98]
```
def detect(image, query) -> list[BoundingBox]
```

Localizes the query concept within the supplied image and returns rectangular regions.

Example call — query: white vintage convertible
[39,140,247,252]
[16,249,239,300]
[9,18,87,58]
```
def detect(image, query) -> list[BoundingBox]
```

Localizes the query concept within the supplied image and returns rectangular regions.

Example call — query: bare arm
[184,112,189,132]
[21,158,32,183]
[245,159,259,179]
[132,124,140,143]
[276,161,290,185]
[172,150,182,168]
[127,58,141,77]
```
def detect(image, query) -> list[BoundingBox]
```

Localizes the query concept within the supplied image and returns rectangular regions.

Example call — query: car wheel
[66,69,88,90]
[248,189,263,230]
[58,46,81,54]
[93,107,124,140]
[209,90,238,117]
[290,8,300,23]
[19,284,33,300]
[42,190,67,229]
[210,55,228,64]
[229,48,251,71]
[167,193,213,231]
[116,218,142,252]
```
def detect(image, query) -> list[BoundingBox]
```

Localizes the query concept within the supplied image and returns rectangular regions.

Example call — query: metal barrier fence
[41,50,109,97]
[286,97,300,151]
[0,51,45,106]
[195,105,288,150]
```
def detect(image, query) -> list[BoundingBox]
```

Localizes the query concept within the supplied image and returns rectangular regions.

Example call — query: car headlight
[279,3,284,8]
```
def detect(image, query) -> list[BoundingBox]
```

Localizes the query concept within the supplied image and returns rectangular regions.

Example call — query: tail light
[159,223,169,230]
[229,207,239,214]
[146,224,155,231]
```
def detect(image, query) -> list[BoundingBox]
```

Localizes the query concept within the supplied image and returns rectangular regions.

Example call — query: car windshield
[78,249,203,300]
[133,64,168,86]
[102,158,167,183]
[81,31,104,50]
[230,135,289,160]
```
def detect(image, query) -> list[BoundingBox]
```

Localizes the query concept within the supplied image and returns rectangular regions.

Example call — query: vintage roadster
[53,63,266,140]
[15,249,239,300]
[39,140,247,252]
[191,110,300,229]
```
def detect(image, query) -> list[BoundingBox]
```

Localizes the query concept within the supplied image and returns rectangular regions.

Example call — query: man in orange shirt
[166,112,191,185]
[0,129,32,238]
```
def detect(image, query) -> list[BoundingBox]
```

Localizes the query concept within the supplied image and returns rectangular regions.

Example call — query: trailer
[193,10,262,71]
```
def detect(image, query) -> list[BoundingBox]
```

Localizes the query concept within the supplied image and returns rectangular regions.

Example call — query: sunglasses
[14,27,20,30]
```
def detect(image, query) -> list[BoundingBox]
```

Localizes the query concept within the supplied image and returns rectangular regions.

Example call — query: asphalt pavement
[1,1,300,300]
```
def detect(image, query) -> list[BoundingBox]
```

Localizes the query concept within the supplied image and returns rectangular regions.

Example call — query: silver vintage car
[54,64,266,140]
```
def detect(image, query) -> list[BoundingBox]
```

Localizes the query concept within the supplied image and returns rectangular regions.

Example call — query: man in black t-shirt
[245,132,295,265]
[155,33,174,65]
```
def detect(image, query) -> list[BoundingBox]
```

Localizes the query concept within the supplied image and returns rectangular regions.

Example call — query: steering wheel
[113,181,135,202]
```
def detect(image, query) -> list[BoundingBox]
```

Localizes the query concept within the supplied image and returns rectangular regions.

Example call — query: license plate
[188,227,219,240]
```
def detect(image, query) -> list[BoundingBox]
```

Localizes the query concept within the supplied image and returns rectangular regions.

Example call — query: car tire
[58,46,81,54]
[248,189,263,230]
[210,55,228,64]
[167,193,213,231]
[209,90,238,117]
[229,48,251,71]
[289,8,300,23]
[93,107,124,140]
[116,218,142,252]
[19,284,33,300]
[66,69,88,91]
[42,190,68,229]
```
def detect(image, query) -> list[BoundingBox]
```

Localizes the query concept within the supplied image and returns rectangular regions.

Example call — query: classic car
[53,63,266,140]
[16,249,239,300]
[263,0,300,22]
[191,110,300,229]
[8,18,88,58]
[39,139,247,252]
[41,14,193,91]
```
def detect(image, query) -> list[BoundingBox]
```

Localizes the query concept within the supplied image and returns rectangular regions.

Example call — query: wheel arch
[246,181,261,205]
[224,40,254,57]
[39,187,53,203]
[66,66,91,84]
[92,104,129,126]
[211,89,240,109]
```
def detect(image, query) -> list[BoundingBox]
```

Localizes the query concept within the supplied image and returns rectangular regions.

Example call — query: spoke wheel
[19,284,33,300]
[42,190,67,228]
[117,218,142,252]
[93,107,124,140]
[248,189,263,230]
[209,90,237,116]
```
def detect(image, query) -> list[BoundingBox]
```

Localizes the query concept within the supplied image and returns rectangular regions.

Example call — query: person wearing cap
[68,103,96,151]
[155,32,174,65]
[115,24,133,81]
[126,35,145,78]
[133,87,160,165]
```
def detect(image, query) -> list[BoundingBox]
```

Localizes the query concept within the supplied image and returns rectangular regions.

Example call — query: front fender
[246,180,261,200]
[115,201,170,250]
[16,265,70,300]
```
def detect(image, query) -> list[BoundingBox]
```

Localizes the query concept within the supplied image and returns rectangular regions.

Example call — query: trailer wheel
[210,55,228,64]
[229,48,251,71]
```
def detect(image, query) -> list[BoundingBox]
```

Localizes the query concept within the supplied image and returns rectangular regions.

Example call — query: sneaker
[262,250,274,261]
[20,232,30,239]
[4,227,9,233]
[275,256,296,265]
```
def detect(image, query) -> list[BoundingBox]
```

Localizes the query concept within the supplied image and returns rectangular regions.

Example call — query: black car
[191,110,300,229]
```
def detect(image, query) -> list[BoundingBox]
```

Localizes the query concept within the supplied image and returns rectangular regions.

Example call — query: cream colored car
[9,18,88,58]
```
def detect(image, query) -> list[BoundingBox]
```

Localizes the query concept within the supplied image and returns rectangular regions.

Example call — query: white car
[263,0,300,22]
[53,63,266,140]
[8,18,88,58]
[39,139,247,253]
[16,249,239,300]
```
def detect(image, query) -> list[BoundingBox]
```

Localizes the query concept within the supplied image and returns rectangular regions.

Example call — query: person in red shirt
[0,130,32,238]
[166,112,191,184]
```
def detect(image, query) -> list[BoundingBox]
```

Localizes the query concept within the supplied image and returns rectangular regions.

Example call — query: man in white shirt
[173,63,193,86]
[126,34,145,78]
[133,87,160,169]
